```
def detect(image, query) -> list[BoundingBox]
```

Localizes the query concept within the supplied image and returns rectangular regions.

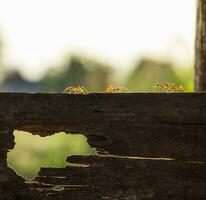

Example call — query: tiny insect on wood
[64,86,88,94]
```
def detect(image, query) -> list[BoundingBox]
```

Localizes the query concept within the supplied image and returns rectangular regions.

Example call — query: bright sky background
[0,0,196,80]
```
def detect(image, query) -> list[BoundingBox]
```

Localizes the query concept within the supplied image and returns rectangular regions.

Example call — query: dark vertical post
[195,0,206,91]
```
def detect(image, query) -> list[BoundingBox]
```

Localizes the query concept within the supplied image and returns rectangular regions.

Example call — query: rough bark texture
[195,0,206,91]
[1,93,206,199]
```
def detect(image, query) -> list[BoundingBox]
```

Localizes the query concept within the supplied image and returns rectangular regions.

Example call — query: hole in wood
[7,130,96,181]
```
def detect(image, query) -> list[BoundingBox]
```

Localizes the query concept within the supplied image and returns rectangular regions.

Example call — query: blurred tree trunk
[195,0,206,91]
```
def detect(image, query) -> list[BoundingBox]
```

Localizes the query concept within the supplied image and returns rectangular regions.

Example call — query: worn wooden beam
[0,93,206,199]
[195,0,206,91]
[27,155,206,200]
[0,93,206,160]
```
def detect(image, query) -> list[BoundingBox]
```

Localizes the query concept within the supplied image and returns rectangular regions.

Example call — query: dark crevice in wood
[87,135,109,147]
[26,155,206,199]
[67,154,176,163]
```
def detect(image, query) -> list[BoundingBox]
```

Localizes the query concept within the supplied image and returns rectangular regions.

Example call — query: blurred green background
[0,54,194,93]
[0,0,195,181]
[7,131,96,180]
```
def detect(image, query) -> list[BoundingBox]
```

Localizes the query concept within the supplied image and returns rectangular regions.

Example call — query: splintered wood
[1,93,206,199]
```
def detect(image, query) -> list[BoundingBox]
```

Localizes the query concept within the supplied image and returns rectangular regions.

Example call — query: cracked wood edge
[1,93,206,199]
[27,155,206,200]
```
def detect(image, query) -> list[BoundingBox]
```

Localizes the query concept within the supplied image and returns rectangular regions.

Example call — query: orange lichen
[153,82,185,92]
[64,86,88,94]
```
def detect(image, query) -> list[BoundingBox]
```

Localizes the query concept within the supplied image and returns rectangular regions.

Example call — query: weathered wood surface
[1,93,206,160]
[30,155,206,200]
[195,0,206,91]
[1,93,206,199]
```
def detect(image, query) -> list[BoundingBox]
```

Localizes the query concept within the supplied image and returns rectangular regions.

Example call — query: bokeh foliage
[7,131,96,180]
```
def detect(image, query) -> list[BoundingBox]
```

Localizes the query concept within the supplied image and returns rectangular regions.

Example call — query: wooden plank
[195,0,206,91]
[0,165,40,200]
[0,125,14,166]
[0,93,206,199]
[23,155,206,200]
[1,93,206,160]
[1,93,206,127]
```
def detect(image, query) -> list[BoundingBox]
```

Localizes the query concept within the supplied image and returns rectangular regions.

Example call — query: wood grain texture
[0,93,206,160]
[26,155,206,200]
[195,0,206,91]
[0,93,206,199]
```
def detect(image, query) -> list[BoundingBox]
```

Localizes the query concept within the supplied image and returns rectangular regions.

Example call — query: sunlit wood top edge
[0,92,203,95]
